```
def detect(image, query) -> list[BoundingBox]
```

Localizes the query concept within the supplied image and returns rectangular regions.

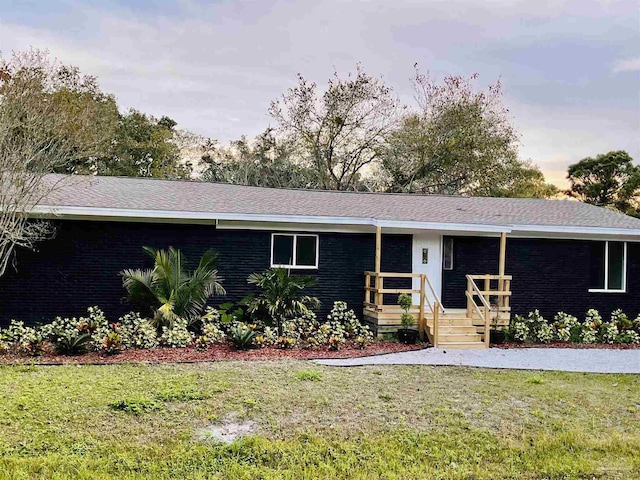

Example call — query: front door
[412,232,443,306]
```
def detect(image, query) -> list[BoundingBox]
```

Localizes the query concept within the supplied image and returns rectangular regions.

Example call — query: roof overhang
[30,204,640,240]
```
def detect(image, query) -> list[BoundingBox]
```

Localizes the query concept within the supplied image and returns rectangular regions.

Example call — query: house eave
[29,205,640,239]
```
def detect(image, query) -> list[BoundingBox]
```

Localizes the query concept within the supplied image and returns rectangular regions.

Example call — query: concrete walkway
[315,347,640,373]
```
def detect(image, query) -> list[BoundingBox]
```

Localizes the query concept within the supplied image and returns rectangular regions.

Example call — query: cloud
[0,0,638,185]
[613,57,640,73]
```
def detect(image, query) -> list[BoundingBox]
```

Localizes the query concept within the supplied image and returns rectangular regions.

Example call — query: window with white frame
[589,241,626,292]
[270,234,319,269]
[443,237,454,270]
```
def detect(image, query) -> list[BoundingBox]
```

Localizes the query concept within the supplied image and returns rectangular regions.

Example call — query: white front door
[412,233,443,306]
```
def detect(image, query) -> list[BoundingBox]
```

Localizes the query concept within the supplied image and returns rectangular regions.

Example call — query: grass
[0,361,638,479]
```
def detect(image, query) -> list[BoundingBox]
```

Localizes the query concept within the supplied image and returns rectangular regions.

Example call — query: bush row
[0,301,373,357]
[508,309,640,345]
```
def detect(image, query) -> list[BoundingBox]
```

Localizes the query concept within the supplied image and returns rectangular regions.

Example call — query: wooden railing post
[504,278,511,316]
[466,277,473,319]
[375,226,382,273]
[376,276,384,309]
[433,301,439,347]
[365,273,371,305]
[484,303,491,348]
[419,274,425,341]
[484,276,490,308]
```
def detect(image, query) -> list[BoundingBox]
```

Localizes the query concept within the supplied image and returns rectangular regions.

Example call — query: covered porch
[363,227,512,349]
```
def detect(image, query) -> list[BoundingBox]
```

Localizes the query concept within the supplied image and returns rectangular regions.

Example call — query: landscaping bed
[497,341,640,350]
[0,340,424,365]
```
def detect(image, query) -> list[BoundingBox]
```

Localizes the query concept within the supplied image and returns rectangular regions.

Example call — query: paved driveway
[315,347,640,373]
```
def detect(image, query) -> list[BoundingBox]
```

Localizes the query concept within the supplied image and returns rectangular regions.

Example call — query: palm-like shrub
[244,268,319,334]
[121,247,225,329]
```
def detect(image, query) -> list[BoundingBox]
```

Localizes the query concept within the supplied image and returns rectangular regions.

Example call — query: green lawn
[0,361,638,479]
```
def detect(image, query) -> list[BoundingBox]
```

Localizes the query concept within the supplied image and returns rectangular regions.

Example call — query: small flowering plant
[119,312,159,349]
[159,318,193,348]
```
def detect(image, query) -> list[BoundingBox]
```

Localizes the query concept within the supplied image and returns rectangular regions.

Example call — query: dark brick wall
[442,236,640,319]
[0,220,412,326]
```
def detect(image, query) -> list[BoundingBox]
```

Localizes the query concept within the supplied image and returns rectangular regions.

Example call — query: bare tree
[269,65,402,191]
[0,50,107,277]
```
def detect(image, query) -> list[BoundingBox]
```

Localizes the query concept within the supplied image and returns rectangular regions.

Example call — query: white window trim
[588,241,627,293]
[442,237,454,271]
[270,233,319,269]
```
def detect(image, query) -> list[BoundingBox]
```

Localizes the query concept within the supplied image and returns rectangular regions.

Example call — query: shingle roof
[37,174,640,232]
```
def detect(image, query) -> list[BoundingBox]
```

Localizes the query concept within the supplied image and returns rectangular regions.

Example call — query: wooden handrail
[467,274,513,281]
[465,291,485,320]
[364,271,443,345]
[364,271,423,278]
[466,274,511,348]
[423,273,445,314]
[467,276,491,310]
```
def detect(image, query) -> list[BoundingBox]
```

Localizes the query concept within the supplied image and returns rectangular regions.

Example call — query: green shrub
[327,301,374,343]
[580,325,597,344]
[194,321,226,350]
[54,330,92,355]
[400,313,415,329]
[508,316,529,342]
[159,318,193,348]
[252,326,278,348]
[617,330,640,344]
[355,333,372,349]
[85,306,110,351]
[119,312,158,349]
[599,322,619,344]
[327,332,346,351]
[121,246,225,329]
[101,331,123,355]
[397,293,412,312]
[275,336,297,349]
[243,268,319,334]
[295,370,323,382]
[611,309,633,331]
[229,324,257,350]
[553,312,581,342]
[110,397,161,415]
[0,320,46,356]
[48,316,93,355]
[585,309,602,328]
[216,303,245,329]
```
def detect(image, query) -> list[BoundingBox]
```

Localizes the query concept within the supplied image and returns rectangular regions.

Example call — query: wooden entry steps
[363,272,512,350]
[425,309,486,349]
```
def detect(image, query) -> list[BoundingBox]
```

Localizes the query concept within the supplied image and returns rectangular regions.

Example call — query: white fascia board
[31,205,512,232]
[373,219,511,233]
[512,224,640,239]
[34,205,640,238]
[31,205,373,226]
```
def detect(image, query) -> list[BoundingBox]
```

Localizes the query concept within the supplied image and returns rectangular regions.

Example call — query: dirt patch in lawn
[194,414,258,444]
[0,341,425,365]
[495,341,640,350]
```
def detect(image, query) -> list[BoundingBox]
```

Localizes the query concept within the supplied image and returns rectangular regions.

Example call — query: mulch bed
[0,341,426,365]
[495,342,640,350]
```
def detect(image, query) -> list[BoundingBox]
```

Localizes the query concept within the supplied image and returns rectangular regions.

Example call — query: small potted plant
[490,316,506,344]
[397,293,418,344]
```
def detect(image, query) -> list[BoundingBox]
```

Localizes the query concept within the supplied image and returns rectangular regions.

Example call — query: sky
[1,0,639,187]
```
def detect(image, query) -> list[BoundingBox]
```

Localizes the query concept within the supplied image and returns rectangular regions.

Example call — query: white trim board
[29,204,640,239]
